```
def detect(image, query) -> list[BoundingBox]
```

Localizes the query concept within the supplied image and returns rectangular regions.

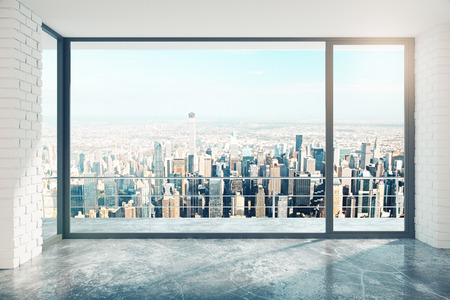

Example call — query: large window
[39,35,413,237]
[333,45,405,231]
[41,30,58,241]
[69,42,327,233]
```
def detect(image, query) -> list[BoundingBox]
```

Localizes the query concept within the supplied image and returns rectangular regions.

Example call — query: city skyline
[42,110,405,221]
[40,46,405,222]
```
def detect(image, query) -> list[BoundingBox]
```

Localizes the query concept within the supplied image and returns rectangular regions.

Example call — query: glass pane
[70,42,326,233]
[41,31,58,240]
[333,45,405,231]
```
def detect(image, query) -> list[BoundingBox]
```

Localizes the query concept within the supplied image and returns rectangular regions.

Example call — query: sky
[41,45,404,124]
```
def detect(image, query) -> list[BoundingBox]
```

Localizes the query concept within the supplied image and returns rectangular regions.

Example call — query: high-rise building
[374,181,385,218]
[161,183,180,218]
[164,140,172,158]
[313,148,324,171]
[356,170,373,217]
[165,157,173,177]
[173,158,186,176]
[231,192,245,217]
[297,148,303,172]
[341,167,352,190]
[209,179,223,218]
[171,189,181,218]
[123,200,136,218]
[104,172,118,207]
[257,151,265,166]
[373,137,381,159]
[292,171,311,207]
[188,154,195,174]
[385,152,393,172]
[249,164,258,177]
[203,155,212,177]
[350,154,359,169]
[333,178,343,216]
[79,153,85,174]
[83,173,97,217]
[188,112,196,156]
[295,135,303,152]
[334,147,341,168]
[278,195,288,218]
[256,185,266,218]
[229,131,239,160]
[70,183,83,217]
[304,157,316,174]
[268,164,281,196]
[241,156,255,177]
[153,142,164,199]
[360,143,372,169]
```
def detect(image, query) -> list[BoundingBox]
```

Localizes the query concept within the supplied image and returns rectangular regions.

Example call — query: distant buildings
[41,113,405,220]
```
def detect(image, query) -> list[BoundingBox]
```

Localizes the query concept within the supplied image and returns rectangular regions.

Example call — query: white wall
[415,23,450,248]
[0,0,43,268]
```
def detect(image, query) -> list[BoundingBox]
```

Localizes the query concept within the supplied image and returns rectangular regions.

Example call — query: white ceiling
[22,0,450,38]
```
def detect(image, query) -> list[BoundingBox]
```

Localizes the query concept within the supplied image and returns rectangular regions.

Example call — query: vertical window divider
[61,38,71,238]
[325,41,334,234]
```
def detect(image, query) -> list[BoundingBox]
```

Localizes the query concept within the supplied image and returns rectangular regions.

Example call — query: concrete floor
[1,239,449,299]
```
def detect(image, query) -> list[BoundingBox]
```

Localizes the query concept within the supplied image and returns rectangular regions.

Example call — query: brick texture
[415,23,450,249]
[0,0,42,268]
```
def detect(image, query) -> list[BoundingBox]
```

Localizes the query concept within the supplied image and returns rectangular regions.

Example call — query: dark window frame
[42,24,415,239]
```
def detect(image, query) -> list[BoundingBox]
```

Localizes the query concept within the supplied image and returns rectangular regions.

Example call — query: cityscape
[41,112,405,220]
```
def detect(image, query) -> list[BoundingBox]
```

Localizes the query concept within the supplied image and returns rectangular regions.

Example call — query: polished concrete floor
[1,239,449,299]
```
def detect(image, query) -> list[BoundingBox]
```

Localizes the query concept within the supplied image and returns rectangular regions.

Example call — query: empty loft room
[0,0,449,299]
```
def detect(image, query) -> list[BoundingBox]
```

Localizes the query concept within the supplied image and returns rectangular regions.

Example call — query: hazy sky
[41,46,404,124]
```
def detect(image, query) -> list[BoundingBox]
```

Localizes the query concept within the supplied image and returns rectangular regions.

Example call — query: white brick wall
[415,23,450,249]
[0,0,42,268]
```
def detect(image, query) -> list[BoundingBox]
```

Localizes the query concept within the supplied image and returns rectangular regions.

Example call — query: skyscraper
[188,112,196,156]
[268,164,281,196]
[360,143,372,169]
[83,173,97,217]
[333,178,343,216]
[231,192,245,217]
[292,171,311,207]
[153,142,164,199]
[373,137,381,160]
[294,137,303,171]
[304,157,316,174]
[295,135,303,152]
[104,172,118,208]
[256,185,266,218]
[278,195,288,218]
[313,148,324,171]
[209,179,223,218]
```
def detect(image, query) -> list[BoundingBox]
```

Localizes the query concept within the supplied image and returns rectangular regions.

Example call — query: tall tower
[256,185,266,218]
[188,112,196,156]
[209,179,223,218]
[153,142,164,199]
[294,136,302,173]
[104,172,118,208]
[83,173,97,217]
[373,137,381,160]
[295,135,303,152]
[360,143,372,169]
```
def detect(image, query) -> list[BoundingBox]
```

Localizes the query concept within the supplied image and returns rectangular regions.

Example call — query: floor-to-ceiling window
[69,42,328,233]
[41,37,413,237]
[333,45,405,231]
[41,29,58,241]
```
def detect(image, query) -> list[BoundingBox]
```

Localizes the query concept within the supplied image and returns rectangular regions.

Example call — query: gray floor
[1,239,449,299]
